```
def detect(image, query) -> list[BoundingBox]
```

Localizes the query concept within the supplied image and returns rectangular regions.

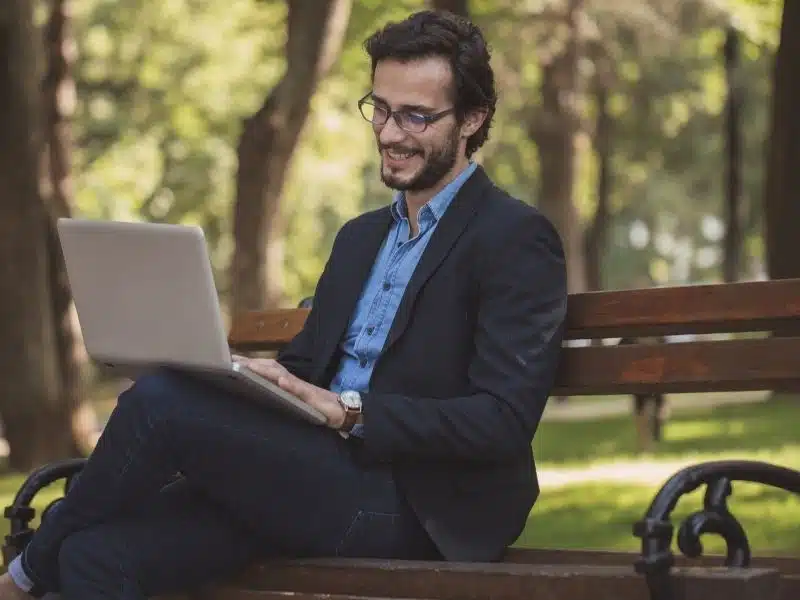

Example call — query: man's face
[369,57,463,193]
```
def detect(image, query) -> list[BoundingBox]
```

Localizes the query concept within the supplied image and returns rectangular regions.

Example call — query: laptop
[56,217,327,426]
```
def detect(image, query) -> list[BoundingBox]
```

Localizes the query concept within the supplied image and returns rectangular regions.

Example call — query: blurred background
[0,0,797,555]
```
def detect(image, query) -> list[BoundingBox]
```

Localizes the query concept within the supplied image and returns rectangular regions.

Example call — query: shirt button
[366,327,374,335]
[382,282,390,291]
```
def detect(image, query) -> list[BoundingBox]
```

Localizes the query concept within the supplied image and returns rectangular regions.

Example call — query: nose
[377,116,407,146]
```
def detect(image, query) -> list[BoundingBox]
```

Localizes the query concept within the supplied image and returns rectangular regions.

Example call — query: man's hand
[233,356,346,429]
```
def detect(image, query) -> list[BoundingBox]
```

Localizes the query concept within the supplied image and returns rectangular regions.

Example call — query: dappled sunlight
[535,395,800,468]
[525,394,800,553]
[665,419,731,441]
[519,481,800,554]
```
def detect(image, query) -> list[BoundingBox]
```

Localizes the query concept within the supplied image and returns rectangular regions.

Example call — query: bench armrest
[633,459,800,600]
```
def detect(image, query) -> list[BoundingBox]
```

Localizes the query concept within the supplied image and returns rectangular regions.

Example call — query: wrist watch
[337,390,363,432]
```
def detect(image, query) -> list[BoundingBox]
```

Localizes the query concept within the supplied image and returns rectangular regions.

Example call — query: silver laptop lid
[56,218,232,375]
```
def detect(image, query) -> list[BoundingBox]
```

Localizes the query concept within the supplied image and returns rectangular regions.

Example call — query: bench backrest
[228,278,800,396]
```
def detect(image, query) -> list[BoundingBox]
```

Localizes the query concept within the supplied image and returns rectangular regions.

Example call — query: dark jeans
[18,369,438,600]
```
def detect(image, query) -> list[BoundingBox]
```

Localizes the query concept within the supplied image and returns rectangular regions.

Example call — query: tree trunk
[764,0,800,285]
[430,0,469,16]
[585,82,611,292]
[0,0,82,471]
[529,0,589,294]
[763,0,800,395]
[230,0,351,312]
[42,0,96,455]
[722,25,743,283]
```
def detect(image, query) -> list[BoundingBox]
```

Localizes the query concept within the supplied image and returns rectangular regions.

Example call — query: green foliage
[67,0,782,302]
[71,0,286,294]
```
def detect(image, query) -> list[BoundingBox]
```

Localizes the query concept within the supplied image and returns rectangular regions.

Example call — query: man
[1,9,567,600]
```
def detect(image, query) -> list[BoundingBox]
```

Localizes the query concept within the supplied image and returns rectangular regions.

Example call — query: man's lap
[119,369,417,555]
[34,369,439,595]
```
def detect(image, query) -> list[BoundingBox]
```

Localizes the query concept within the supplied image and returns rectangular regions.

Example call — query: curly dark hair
[363,10,497,158]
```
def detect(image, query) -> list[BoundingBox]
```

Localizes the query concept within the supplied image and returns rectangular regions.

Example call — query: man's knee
[118,368,193,416]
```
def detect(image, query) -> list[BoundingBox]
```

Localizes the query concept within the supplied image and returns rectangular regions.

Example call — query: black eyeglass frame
[357,92,455,133]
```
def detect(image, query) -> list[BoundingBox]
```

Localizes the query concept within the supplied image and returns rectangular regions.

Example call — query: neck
[404,156,471,231]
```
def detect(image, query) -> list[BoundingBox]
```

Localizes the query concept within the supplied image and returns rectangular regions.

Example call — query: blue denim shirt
[329,162,478,435]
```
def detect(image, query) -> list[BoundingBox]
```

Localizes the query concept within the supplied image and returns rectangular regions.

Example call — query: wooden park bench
[4,278,800,600]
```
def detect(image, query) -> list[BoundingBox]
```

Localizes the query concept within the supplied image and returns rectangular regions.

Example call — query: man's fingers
[277,374,301,395]
[246,359,286,382]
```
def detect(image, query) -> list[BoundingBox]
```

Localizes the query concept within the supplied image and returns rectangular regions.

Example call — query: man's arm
[275,227,346,382]
[275,312,317,383]
[360,211,567,463]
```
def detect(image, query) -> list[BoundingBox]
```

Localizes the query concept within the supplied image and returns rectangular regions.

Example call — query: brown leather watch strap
[340,408,360,433]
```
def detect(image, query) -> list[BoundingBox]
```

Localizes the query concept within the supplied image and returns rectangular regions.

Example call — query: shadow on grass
[517,480,800,555]
[534,396,800,467]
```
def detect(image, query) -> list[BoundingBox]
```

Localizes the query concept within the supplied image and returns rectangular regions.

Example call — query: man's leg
[7,368,438,597]
[57,477,261,600]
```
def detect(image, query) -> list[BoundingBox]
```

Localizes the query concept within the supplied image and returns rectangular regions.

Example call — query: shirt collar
[391,161,478,224]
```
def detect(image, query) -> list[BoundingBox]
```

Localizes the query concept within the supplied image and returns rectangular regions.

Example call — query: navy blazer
[278,165,567,561]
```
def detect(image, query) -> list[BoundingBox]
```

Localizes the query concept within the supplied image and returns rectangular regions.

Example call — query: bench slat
[780,575,800,600]
[210,560,781,600]
[502,548,800,574]
[195,593,427,600]
[565,279,800,339]
[229,309,310,351]
[554,336,800,395]
[227,280,800,349]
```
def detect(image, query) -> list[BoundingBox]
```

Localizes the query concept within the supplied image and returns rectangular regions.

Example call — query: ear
[460,108,488,139]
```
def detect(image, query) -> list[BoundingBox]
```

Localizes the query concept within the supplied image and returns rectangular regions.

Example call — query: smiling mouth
[384,148,418,161]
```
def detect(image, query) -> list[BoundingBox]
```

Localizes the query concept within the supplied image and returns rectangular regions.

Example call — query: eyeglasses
[358,93,454,133]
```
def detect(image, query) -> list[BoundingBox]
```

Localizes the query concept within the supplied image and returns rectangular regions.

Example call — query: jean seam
[335,510,364,556]
[334,511,400,557]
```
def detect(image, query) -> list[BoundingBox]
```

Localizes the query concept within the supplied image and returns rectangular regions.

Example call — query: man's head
[361,10,496,195]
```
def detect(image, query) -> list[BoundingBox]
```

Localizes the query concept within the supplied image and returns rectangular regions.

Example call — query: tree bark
[230,0,351,312]
[430,0,469,17]
[529,0,589,294]
[764,0,800,284]
[42,0,96,455]
[722,25,743,283]
[763,0,800,371]
[0,0,83,471]
[585,82,611,292]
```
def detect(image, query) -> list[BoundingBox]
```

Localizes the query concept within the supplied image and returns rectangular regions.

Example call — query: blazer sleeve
[360,211,568,463]
[275,313,316,382]
[276,227,345,382]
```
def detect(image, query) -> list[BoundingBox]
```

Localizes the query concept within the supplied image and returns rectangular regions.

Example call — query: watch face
[340,390,362,410]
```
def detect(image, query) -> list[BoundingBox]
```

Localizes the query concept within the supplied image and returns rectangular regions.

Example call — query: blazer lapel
[383,166,491,351]
[314,207,393,378]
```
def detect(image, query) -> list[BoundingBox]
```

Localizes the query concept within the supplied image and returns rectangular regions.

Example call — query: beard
[379,127,460,192]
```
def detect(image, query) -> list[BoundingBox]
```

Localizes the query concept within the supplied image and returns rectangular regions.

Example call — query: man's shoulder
[479,181,554,235]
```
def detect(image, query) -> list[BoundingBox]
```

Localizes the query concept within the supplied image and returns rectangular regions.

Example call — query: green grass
[518,395,800,554]
[518,481,800,555]
[534,395,800,468]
